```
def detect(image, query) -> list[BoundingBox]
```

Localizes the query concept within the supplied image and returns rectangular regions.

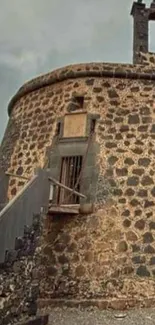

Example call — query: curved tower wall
[1,62,155,303]
[1,62,155,199]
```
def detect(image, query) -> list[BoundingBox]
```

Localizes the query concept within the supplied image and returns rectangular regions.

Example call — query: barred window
[57,156,83,205]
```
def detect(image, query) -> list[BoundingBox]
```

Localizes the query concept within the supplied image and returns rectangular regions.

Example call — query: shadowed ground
[42,307,155,325]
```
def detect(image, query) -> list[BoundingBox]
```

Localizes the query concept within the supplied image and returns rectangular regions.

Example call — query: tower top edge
[7,61,155,116]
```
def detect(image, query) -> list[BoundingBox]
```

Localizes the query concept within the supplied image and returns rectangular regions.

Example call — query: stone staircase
[0,214,41,324]
[0,168,50,325]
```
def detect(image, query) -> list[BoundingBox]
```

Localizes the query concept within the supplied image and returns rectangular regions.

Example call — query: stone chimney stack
[131,1,148,64]
[149,1,155,16]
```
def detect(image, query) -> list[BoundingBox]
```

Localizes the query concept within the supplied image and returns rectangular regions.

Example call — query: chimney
[131,1,148,64]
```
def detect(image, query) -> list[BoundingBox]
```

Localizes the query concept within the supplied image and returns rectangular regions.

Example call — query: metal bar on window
[57,155,83,205]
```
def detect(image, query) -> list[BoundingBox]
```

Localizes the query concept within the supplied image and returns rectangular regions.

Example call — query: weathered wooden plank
[48,205,79,215]
[5,172,29,181]
[48,176,86,199]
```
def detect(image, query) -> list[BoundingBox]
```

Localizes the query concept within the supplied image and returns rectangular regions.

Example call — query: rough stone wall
[39,208,155,304]
[2,62,155,303]
[1,62,155,199]
[0,214,42,325]
[137,51,155,66]
[7,62,155,104]
[0,116,20,173]
[36,69,155,301]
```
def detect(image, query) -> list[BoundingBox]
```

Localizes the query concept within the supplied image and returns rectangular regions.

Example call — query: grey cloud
[0,0,155,140]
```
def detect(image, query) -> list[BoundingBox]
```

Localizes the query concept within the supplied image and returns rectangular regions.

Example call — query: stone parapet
[8,62,155,116]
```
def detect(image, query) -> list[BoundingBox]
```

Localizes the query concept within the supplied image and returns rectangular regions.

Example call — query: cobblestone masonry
[137,52,155,65]
[1,60,155,305]
[1,62,155,200]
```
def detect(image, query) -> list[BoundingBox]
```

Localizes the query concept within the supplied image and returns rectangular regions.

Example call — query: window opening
[74,96,84,109]
[90,119,96,134]
[57,156,83,205]
[56,122,61,136]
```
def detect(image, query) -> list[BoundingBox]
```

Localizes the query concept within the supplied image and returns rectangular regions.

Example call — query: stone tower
[131,0,155,63]
[1,0,155,310]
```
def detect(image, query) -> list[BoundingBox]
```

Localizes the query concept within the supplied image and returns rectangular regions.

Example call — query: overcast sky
[0,0,155,141]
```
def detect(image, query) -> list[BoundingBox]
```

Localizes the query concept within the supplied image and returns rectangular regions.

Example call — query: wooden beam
[48,176,86,199]
[48,205,79,215]
[5,172,29,181]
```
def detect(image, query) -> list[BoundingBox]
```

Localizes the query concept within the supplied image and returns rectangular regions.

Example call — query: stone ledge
[38,298,155,311]
[8,62,155,116]
[16,315,49,325]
